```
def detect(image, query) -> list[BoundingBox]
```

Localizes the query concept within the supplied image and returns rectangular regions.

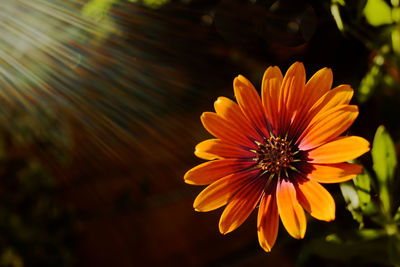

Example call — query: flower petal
[261,66,283,133]
[307,136,370,163]
[309,85,353,116]
[233,75,270,138]
[279,62,306,135]
[295,178,335,221]
[214,96,262,142]
[302,162,363,183]
[201,112,256,148]
[303,67,333,106]
[195,139,255,159]
[289,68,333,138]
[298,105,359,151]
[257,190,279,252]
[184,159,254,185]
[219,176,265,234]
[193,170,259,212]
[276,178,307,239]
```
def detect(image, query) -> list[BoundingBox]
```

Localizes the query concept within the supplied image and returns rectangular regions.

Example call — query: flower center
[255,136,297,177]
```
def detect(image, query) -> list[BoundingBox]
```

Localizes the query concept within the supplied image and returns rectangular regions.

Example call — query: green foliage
[331,2,344,31]
[372,125,398,213]
[340,181,365,227]
[334,125,400,265]
[129,0,170,9]
[331,0,400,102]
[339,169,381,229]
[353,170,373,211]
[358,60,383,103]
[82,0,116,18]
[364,0,394,26]
[340,126,398,224]
[82,0,170,16]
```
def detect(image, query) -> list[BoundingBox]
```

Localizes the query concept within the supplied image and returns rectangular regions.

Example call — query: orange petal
[303,67,333,106]
[194,148,220,160]
[257,191,279,252]
[295,178,335,221]
[289,68,333,137]
[298,105,359,151]
[279,62,306,134]
[201,112,256,148]
[309,85,354,116]
[233,75,270,138]
[306,136,370,163]
[292,86,354,140]
[184,159,254,185]
[261,66,283,133]
[214,97,262,142]
[291,85,353,138]
[302,162,363,183]
[219,176,265,234]
[276,178,307,239]
[193,170,258,212]
[195,139,255,159]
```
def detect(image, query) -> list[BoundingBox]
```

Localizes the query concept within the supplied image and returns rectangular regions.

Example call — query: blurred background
[0,0,399,266]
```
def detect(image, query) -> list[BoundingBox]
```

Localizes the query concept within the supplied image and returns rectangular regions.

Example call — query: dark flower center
[255,136,298,177]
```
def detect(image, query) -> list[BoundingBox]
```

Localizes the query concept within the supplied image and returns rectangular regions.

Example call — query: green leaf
[129,0,170,8]
[353,170,372,208]
[372,126,397,213]
[331,3,344,32]
[340,182,364,227]
[358,64,382,103]
[392,28,400,54]
[358,228,387,240]
[353,170,381,217]
[326,229,385,242]
[82,0,116,18]
[364,0,394,26]
[394,206,400,221]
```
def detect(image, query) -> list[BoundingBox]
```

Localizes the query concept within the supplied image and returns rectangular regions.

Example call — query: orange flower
[184,62,370,252]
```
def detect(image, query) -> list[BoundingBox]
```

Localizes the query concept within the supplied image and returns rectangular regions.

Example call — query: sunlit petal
[276,178,306,239]
[302,162,363,183]
[307,136,370,163]
[296,178,335,221]
[257,190,279,252]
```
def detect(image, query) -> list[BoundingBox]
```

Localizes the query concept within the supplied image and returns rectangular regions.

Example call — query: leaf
[331,3,344,32]
[353,170,372,209]
[364,0,394,26]
[340,182,364,227]
[372,126,397,213]
[129,0,170,8]
[358,64,382,103]
[394,205,400,222]
[392,28,400,54]
[358,228,387,240]
[82,0,116,18]
[353,170,380,217]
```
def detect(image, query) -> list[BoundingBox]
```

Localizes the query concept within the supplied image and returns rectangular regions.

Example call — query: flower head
[184,62,370,252]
